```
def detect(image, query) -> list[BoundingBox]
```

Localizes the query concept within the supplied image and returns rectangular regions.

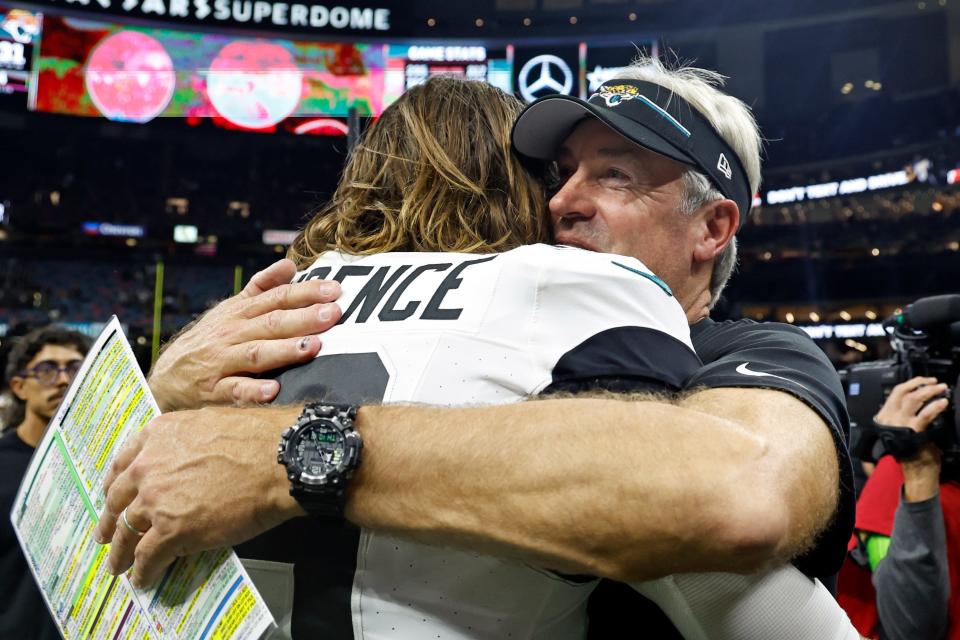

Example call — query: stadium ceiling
[410,0,911,35]
[13,0,924,39]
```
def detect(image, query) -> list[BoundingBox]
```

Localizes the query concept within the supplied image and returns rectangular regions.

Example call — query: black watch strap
[280,402,361,518]
[289,486,347,518]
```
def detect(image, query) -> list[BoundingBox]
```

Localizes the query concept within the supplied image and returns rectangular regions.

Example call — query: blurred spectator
[1,326,91,640]
[838,376,959,640]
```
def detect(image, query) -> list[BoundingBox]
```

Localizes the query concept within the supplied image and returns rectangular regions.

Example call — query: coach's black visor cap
[511,79,753,227]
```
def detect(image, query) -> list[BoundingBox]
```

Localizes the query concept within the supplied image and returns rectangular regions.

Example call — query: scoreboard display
[383,43,511,106]
[0,7,40,94]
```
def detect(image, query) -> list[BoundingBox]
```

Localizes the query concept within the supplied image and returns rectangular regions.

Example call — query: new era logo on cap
[717,153,732,180]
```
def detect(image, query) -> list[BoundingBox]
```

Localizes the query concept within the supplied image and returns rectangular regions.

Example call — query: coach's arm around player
[90,260,838,590]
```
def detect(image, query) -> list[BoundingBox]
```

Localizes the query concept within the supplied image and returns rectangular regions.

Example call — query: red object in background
[206,40,303,129]
[37,16,106,62]
[35,65,92,114]
[326,43,368,76]
[837,456,960,639]
[33,17,108,115]
[85,30,175,123]
[290,117,348,135]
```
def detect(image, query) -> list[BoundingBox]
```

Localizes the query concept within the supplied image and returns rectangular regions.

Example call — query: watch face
[294,421,345,479]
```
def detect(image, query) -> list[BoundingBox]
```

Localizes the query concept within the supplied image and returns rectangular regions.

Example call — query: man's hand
[874,376,949,502]
[93,405,304,588]
[148,259,343,411]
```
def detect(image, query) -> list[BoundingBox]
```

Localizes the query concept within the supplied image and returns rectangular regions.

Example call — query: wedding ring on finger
[120,508,147,537]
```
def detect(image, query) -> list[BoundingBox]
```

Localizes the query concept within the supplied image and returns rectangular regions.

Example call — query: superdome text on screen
[44,0,391,32]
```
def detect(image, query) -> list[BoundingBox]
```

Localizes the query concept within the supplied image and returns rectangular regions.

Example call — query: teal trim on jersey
[611,261,673,297]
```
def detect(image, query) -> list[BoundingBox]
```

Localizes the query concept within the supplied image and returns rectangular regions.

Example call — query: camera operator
[839,376,959,640]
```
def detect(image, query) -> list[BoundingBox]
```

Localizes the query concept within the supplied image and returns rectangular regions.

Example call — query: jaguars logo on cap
[589,83,640,107]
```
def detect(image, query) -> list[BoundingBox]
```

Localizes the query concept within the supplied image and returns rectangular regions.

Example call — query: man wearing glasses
[1,325,91,640]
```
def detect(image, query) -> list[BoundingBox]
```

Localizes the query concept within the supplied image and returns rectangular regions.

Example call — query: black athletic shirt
[587,318,855,639]
[0,429,61,640]
[687,317,855,578]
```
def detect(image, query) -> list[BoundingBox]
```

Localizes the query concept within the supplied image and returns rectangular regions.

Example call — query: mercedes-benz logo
[518,54,574,102]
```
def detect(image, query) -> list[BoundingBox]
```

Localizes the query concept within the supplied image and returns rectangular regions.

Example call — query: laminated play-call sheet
[11,316,276,640]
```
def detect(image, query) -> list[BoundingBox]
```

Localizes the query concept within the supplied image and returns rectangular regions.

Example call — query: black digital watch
[277,402,363,518]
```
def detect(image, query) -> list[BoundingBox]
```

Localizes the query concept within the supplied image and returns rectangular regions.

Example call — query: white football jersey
[256,243,700,639]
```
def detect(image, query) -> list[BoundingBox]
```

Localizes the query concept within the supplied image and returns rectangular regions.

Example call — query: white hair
[679,170,739,309]
[617,54,761,308]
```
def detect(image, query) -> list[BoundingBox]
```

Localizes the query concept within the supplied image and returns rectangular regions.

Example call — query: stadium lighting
[474,18,484,27]
[427,17,436,26]
[628,12,637,21]
[865,310,878,320]
[785,312,795,323]
[569,16,578,24]
[871,248,880,256]
[844,339,869,353]
[809,312,820,322]
[166,197,189,215]
[263,229,299,245]
[174,225,199,243]
[227,201,251,218]
[522,17,531,26]
[839,310,852,321]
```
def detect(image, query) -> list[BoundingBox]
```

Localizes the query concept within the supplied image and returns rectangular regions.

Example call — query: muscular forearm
[99,387,840,587]
[679,388,840,566]
[345,395,792,582]
[875,493,949,640]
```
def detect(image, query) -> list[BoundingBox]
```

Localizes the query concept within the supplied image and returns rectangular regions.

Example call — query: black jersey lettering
[340,265,412,324]
[422,256,497,321]
[332,265,374,287]
[299,266,332,282]
[378,264,452,322]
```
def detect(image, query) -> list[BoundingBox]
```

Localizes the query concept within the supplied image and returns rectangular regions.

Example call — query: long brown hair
[288,76,547,266]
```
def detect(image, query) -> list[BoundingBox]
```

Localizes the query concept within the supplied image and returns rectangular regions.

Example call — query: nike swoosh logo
[735,363,809,391]
[736,362,774,377]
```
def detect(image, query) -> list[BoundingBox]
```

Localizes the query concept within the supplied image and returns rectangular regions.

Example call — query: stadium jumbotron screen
[17,4,656,134]
[31,15,385,128]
